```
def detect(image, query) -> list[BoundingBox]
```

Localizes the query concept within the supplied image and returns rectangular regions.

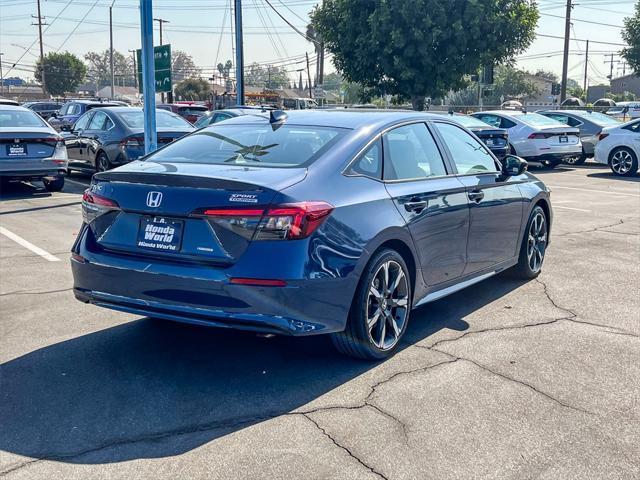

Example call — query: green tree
[244,62,289,89]
[482,65,539,105]
[35,51,86,96]
[84,50,134,88]
[172,50,200,81]
[566,78,584,99]
[174,77,210,101]
[622,1,640,74]
[311,0,538,110]
[533,69,559,83]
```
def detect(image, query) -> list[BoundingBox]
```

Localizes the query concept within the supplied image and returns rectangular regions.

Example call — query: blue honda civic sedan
[71,110,552,359]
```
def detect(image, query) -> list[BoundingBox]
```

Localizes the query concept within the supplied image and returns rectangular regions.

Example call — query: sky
[0,0,635,90]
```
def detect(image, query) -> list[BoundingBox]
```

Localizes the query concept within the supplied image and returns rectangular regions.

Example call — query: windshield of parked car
[178,106,208,115]
[572,111,620,126]
[516,113,565,127]
[147,124,346,167]
[0,108,48,128]
[448,115,492,128]
[117,110,192,129]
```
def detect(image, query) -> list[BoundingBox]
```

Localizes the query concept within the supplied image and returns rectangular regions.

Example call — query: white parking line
[0,226,61,262]
[548,185,640,198]
[554,205,592,212]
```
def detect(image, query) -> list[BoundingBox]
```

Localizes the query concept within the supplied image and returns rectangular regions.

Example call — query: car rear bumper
[523,150,581,163]
[0,168,66,179]
[70,226,355,336]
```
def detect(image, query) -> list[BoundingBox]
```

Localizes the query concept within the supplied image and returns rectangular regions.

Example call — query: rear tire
[43,177,64,192]
[511,205,548,279]
[608,147,638,177]
[331,249,412,360]
[96,152,113,172]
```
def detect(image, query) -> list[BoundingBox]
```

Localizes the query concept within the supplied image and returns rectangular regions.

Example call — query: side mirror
[60,124,71,132]
[501,154,527,178]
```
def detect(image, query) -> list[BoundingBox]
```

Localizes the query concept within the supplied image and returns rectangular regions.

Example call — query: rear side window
[350,140,382,179]
[118,110,191,129]
[147,124,346,168]
[382,123,447,180]
[88,111,108,130]
[434,122,498,175]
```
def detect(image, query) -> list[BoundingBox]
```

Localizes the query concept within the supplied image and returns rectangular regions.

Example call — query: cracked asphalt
[1,165,639,479]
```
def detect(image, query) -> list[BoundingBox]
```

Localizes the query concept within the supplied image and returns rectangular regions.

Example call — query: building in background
[610,74,640,98]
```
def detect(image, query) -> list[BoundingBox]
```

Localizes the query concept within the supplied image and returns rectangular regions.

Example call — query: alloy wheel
[610,150,633,174]
[527,211,547,273]
[97,154,109,172]
[366,260,409,351]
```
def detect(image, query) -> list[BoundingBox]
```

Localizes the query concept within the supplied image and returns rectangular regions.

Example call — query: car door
[83,111,109,168]
[382,122,470,286]
[432,121,525,275]
[65,111,93,170]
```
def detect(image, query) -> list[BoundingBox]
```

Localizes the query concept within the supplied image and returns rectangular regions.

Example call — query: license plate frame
[559,135,569,143]
[136,216,184,253]
[6,143,27,157]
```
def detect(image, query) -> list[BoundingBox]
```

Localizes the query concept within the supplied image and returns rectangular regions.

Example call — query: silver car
[538,110,621,165]
[0,105,68,192]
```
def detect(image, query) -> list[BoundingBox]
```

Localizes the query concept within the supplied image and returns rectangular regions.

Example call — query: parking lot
[0,164,638,479]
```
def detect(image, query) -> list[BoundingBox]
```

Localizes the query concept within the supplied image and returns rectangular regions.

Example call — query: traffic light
[481,65,494,85]
[551,83,561,96]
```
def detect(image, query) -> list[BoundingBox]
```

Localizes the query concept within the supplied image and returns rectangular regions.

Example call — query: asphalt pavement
[0,165,638,479]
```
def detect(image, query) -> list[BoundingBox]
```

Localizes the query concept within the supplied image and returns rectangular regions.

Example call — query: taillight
[195,201,334,241]
[51,141,67,162]
[598,133,609,141]
[119,136,144,148]
[528,132,548,139]
[257,202,334,240]
[82,189,120,224]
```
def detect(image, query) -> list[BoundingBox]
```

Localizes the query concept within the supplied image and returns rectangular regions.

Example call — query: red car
[157,103,209,124]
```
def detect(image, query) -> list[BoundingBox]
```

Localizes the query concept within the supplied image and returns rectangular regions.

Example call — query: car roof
[214,109,453,130]
[0,105,31,112]
[474,110,529,117]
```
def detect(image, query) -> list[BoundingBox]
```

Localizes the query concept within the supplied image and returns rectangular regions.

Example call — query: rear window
[516,113,565,127]
[147,124,346,168]
[449,115,492,129]
[178,106,208,115]
[572,111,620,126]
[0,109,47,128]
[117,110,192,129]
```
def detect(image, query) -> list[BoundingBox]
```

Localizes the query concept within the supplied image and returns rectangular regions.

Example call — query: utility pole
[109,1,116,100]
[560,0,572,102]
[128,49,137,90]
[305,52,312,99]
[153,18,169,102]
[605,54,617,80]
[234,0,244,106]
[33,0,47,96]
[583,39,589,95]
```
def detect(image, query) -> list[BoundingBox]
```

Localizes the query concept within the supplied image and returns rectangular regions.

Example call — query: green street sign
[136,44,172,93]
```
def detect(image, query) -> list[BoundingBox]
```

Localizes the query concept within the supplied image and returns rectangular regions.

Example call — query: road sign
[314,86,325,99]
[136,44,172,93]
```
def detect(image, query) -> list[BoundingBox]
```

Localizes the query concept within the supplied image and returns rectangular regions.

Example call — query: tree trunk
[411,95,426,111]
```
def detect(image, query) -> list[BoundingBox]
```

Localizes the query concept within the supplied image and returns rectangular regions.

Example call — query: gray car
[64,107,194,173]
[538,110,620,165]
[0,105,67,192]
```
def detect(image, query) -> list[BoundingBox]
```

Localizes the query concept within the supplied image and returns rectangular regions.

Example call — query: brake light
[528,132,548,139]
[230,278,287,287]
[598,133,609,141]
[259,202,334,240]
[195,201,334,240]
[119,136,144,148]
[82,189,120,224]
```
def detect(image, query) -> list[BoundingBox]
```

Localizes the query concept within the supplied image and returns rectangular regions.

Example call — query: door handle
[404,198,428,212]
[468,189,485,202]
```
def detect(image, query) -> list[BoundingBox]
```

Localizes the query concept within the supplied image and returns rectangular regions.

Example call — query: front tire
[511,205,548,279]
[331,249,412,360]
[609,147,638,176]
[43,177,64,192]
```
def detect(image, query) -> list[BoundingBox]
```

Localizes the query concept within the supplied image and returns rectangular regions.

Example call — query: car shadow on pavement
[587,172,640,182]
[0,275,525,464]
[0,176,88,201]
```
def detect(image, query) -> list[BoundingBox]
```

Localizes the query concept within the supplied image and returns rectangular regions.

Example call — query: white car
[605,102,640,122]
[471,110,582,168]
[594,119,640,176]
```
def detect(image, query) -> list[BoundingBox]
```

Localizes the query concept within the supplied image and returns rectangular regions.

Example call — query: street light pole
[140,0,157,154]
[34,0,46,95]
[109,1,116,100]
[234,0,244,106]
[0,53,4,97]
[560,0,572,102]
[129,49,137,91]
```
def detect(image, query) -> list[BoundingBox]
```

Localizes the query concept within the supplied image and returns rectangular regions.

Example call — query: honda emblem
[146,191,163,208]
